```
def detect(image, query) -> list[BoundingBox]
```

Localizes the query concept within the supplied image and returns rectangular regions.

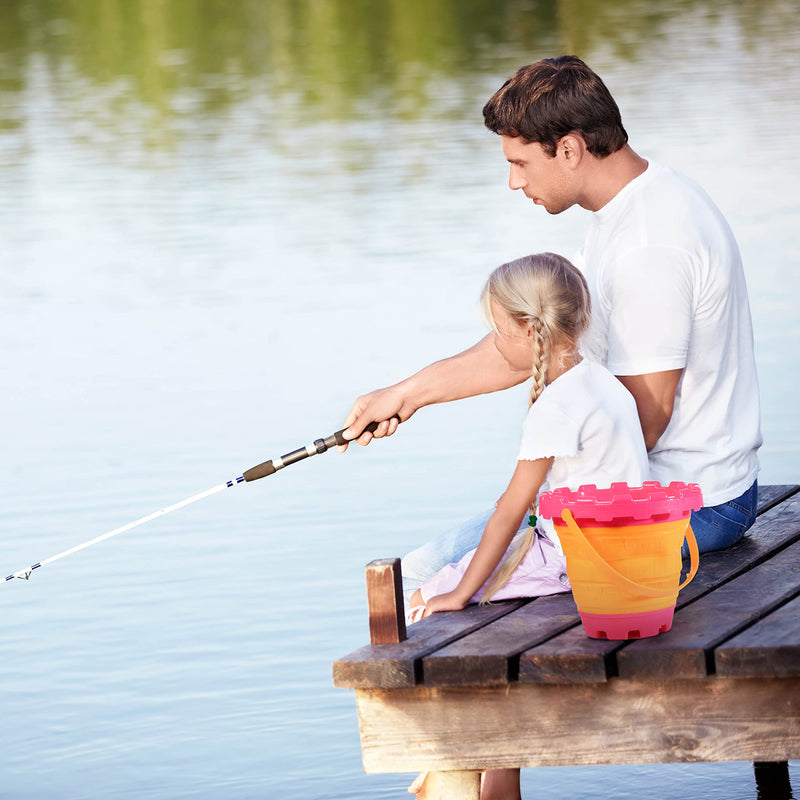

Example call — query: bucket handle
[560,509,699,598]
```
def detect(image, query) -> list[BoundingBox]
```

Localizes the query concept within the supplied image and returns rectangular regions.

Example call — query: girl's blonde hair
[479,252,591,602]
[481,252,591,406]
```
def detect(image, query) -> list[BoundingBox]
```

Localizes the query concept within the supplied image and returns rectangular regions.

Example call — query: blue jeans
[684,480,758,555]
[401,508,522,601]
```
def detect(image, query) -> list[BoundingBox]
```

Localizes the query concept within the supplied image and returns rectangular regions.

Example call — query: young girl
[407,253,649,800]
[404,253,649,800]
[408,253,649,619]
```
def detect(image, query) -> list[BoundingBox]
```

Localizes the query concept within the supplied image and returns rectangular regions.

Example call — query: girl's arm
[423,456,554,616]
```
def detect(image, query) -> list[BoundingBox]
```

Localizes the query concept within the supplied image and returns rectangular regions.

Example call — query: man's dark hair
[483,56,628,158]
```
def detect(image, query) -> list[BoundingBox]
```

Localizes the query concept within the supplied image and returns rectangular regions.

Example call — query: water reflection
[1,0,795,137]
[1,1,799,799]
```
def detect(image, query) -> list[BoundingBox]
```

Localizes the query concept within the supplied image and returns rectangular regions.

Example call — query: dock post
[365,558,406,645]
[754,761,792,800]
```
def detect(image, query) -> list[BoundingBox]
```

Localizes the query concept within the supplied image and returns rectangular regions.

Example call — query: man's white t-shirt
[578,161,761,506]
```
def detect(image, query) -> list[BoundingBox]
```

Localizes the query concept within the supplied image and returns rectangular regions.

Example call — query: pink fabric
[419,528,570,605]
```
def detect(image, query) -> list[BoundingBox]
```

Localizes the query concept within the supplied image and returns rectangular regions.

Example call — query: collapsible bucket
[539,481,703,640]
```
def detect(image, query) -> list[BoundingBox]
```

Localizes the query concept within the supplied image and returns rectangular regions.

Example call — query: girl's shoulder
[548,358,613,391]
[579,359,640,400]
[540,359,635,414]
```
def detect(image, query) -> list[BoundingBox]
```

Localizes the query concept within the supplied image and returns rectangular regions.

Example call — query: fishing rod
[5,420,384,583]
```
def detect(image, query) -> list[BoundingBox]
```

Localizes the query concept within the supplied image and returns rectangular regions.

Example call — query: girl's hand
[422,591,468,617]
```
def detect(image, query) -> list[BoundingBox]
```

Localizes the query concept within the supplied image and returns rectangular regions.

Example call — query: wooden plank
[616,540,800,680]
[421,592,580,687]
[716,593,800,678]
[756,484,799,513]
[519,624,622,684]
[521,491,800,684]
[332,600,526,689]
[354,677,800,773]
[365,559,406,645]
[676,491,800,604]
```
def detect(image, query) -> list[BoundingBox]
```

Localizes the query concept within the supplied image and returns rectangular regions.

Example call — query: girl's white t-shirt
[519,359,650,544]
[578,161,761,506]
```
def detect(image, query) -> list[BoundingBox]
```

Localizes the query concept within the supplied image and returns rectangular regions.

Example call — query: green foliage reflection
[0,0,793,141]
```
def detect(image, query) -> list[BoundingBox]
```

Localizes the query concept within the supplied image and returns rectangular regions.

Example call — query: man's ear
[558,133,587,167]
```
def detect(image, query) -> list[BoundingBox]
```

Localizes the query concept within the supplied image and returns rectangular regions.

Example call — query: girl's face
[490,299,535,373]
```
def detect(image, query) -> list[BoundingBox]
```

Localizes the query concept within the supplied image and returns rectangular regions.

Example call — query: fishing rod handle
[242,420,388,483]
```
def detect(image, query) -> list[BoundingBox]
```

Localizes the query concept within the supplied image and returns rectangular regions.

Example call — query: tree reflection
[0,0,793,142]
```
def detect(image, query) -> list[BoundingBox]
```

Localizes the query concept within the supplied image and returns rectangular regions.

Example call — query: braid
[529,316,549,406]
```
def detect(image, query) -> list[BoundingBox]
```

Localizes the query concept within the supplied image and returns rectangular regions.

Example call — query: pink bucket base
[579,607,675,640]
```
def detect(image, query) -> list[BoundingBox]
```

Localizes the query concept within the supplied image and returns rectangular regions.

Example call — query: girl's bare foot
[408,771,428,795]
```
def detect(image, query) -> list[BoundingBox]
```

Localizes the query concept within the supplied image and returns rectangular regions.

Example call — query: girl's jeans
[401,508,520,601]
[402,481,759,599]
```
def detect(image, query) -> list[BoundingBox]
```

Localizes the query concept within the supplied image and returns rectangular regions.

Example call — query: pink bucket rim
[539,481,703,523]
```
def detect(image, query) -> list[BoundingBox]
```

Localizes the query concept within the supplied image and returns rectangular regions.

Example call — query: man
[342,55,761,592]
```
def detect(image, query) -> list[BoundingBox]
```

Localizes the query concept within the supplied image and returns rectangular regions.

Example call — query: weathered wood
[519,624,622,684]
[716,593,800,678]
[755,484,799,513]
[674,491,800,605]
[333,600,526,689]
[365,558,407,645]
[617,540,800,680]
[354,677,800,773]
[422,593,579,687]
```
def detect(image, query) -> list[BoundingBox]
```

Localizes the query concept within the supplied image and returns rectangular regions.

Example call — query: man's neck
[578,145,649,212]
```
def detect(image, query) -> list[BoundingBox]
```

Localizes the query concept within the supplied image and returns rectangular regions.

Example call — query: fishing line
[5,421,382,583]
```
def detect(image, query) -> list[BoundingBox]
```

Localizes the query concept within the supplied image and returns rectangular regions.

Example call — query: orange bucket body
[539,482,703,640]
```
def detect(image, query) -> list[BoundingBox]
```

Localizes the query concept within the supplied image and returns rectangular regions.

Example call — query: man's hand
[337,387,410,452]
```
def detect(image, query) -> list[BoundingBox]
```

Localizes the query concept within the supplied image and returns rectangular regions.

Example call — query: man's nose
[508,167,526,191]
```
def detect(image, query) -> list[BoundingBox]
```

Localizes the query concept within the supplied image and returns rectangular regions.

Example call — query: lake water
[1,1,798,798]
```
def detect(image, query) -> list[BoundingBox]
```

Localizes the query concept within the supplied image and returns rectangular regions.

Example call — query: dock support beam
[754,761,792,800]
[365,558,406,645]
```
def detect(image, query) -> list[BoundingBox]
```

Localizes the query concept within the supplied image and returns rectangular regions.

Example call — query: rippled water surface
[1,1,798,798]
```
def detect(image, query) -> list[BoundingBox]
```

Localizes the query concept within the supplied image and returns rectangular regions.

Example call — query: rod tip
[5,569,32,581]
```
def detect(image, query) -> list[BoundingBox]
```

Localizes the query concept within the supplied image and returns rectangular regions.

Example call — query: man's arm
[342,333,530,446]
[617,369,683,451]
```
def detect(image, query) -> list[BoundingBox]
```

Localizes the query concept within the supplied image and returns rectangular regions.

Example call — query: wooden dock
[333,485,800,798]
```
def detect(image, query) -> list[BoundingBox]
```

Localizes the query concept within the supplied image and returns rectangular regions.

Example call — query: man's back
[580,161,761,504]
